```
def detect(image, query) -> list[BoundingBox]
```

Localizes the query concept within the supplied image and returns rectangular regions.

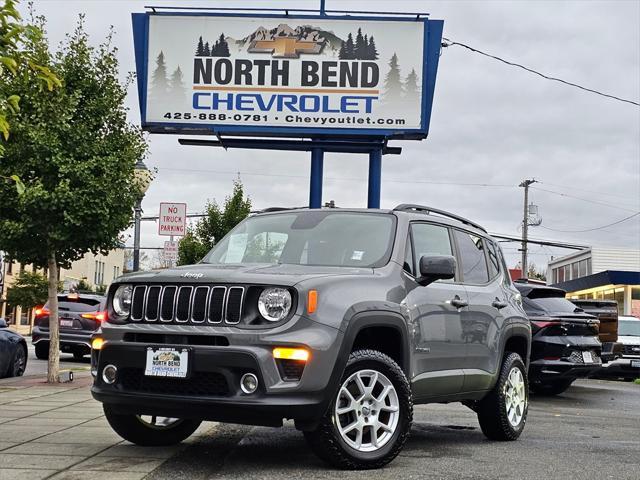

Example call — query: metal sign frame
[131,11,443,140]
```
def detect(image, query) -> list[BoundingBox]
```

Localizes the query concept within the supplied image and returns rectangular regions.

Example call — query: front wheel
[304,349,412,470]
[477,352,528,441]
[103,404,202,446]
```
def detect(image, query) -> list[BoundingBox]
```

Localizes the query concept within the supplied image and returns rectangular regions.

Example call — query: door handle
[492,298,508,310]
[450,296,468,309]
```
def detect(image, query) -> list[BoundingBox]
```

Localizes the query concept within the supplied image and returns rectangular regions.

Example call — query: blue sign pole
[309,147,324,208]
[367,149,382,209]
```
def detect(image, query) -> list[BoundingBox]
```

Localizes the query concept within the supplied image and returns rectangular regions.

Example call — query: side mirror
[0,318,7,328]
[417,255,456,286]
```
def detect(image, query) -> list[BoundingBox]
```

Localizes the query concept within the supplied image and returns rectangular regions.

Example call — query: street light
[133,159,152,272]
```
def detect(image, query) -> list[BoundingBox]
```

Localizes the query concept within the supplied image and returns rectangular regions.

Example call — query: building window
[557,267,565,283]
[579,259,588,277]
[572,262,579,280]
[563,265,571,281]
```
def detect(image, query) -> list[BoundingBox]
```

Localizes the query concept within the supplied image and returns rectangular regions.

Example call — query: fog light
[102,364,118,385]
[240,373,258,394]
[92,337,104,350]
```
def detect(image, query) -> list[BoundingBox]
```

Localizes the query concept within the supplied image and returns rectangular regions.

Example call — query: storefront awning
[551,270,640,292]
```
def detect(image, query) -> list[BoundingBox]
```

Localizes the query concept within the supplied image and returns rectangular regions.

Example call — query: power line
[159,167,515,188]
[539,181,639,202]
[538,211,640,233]
[531,186,639,213]
[441,38,640,107]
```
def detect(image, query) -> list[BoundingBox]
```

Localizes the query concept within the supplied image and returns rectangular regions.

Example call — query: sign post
[132,8,443,208]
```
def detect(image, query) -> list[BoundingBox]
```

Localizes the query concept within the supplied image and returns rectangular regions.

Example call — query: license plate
[60,319,74,328]
[582,351,594,363]
[144,347,189,378]
[631,360,640,369]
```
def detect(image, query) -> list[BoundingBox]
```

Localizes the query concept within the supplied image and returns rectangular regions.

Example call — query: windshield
[619,319,640,337]
[202,211,395,268]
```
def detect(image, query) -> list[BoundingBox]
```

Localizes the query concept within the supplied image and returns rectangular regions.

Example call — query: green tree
[5,269,49,311]
[0,0,60,152]
[0,16,148,383]
[73,278,93,293]
[177,180,251,265]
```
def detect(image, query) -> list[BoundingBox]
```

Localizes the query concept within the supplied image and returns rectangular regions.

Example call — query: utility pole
[519,178,537,279]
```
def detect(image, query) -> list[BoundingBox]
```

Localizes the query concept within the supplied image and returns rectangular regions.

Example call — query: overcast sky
[22,0,640,272]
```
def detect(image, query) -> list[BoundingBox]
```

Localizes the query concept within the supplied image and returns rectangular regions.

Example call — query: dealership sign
[132,12,443,139]
[158,203,187,236]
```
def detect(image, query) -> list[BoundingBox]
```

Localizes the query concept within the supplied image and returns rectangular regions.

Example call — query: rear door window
[485,240,501,279]
[454,230,489,284]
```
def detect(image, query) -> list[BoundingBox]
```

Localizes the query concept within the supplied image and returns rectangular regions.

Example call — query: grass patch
[635,379,640,385]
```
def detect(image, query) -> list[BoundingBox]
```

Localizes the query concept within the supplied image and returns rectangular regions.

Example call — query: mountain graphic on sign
[223,24,345,56]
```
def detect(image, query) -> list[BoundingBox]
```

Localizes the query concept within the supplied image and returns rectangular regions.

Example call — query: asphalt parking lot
[6,349,640,480]
[145,379,640,480]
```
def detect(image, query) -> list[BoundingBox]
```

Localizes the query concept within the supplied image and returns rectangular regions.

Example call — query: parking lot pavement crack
[143,423,253,480]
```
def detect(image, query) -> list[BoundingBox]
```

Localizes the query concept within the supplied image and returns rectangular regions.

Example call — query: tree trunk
[47,253,60,383]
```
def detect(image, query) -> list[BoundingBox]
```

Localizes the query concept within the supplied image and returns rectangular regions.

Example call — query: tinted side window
[411,223,453,275]
[454,230,489,284]
[486,240,501,279]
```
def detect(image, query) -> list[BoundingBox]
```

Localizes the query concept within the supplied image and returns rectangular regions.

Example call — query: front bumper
[91,315,342,429]
[32,326,93,353]
[597,357,640,379]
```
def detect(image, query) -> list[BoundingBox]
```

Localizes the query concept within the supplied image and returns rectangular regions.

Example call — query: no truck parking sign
[158,203,187,236]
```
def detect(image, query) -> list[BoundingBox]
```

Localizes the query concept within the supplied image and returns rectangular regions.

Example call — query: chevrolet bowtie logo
[248,37,324,58]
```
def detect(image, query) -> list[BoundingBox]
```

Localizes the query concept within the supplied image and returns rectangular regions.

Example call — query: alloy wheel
[334,369,400,452]
[503,367,526,427]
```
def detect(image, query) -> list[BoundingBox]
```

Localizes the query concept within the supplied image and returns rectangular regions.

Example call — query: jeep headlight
[112,284,133,317]
[258,288,292,322]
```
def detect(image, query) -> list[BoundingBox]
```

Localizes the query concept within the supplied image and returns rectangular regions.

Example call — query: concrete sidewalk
[0,373,214,480]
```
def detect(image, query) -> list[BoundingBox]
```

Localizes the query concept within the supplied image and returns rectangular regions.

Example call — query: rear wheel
[530,378,574,396]
[9,345,27,377]
[103,404,202,446]
[304,349,412,470]
[477,352,528,441]
[35,342,49,360]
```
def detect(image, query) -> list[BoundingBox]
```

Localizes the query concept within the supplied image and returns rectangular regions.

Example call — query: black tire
[304,349,412,470]
[530,378,574,396]
[103,404,202,446]
[8,344,27,377]
[35,342,49,360]
[477,352,528,441]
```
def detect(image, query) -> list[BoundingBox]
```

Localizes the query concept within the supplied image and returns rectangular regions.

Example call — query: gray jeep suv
[91,205,531,469]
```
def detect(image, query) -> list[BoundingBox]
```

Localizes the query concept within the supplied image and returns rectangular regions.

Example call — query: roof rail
[393,204,488,233]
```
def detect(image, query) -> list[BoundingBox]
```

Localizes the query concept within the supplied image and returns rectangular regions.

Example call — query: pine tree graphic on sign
[150,51,169,105]
[404,68,420,104]
[383,53,403,103]
[169,66,186,108]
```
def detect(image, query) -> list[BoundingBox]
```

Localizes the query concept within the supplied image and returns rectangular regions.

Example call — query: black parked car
[515,282,602,395]
[0,318,28,378]
[32,293,106,361]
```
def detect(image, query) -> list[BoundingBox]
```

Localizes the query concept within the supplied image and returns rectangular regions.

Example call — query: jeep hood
[116,263,374,287]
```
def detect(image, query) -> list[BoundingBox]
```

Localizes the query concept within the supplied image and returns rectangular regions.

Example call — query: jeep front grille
[129,285,244,325]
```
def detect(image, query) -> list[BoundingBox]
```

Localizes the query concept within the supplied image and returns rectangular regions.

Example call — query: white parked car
[601,316,640,380]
